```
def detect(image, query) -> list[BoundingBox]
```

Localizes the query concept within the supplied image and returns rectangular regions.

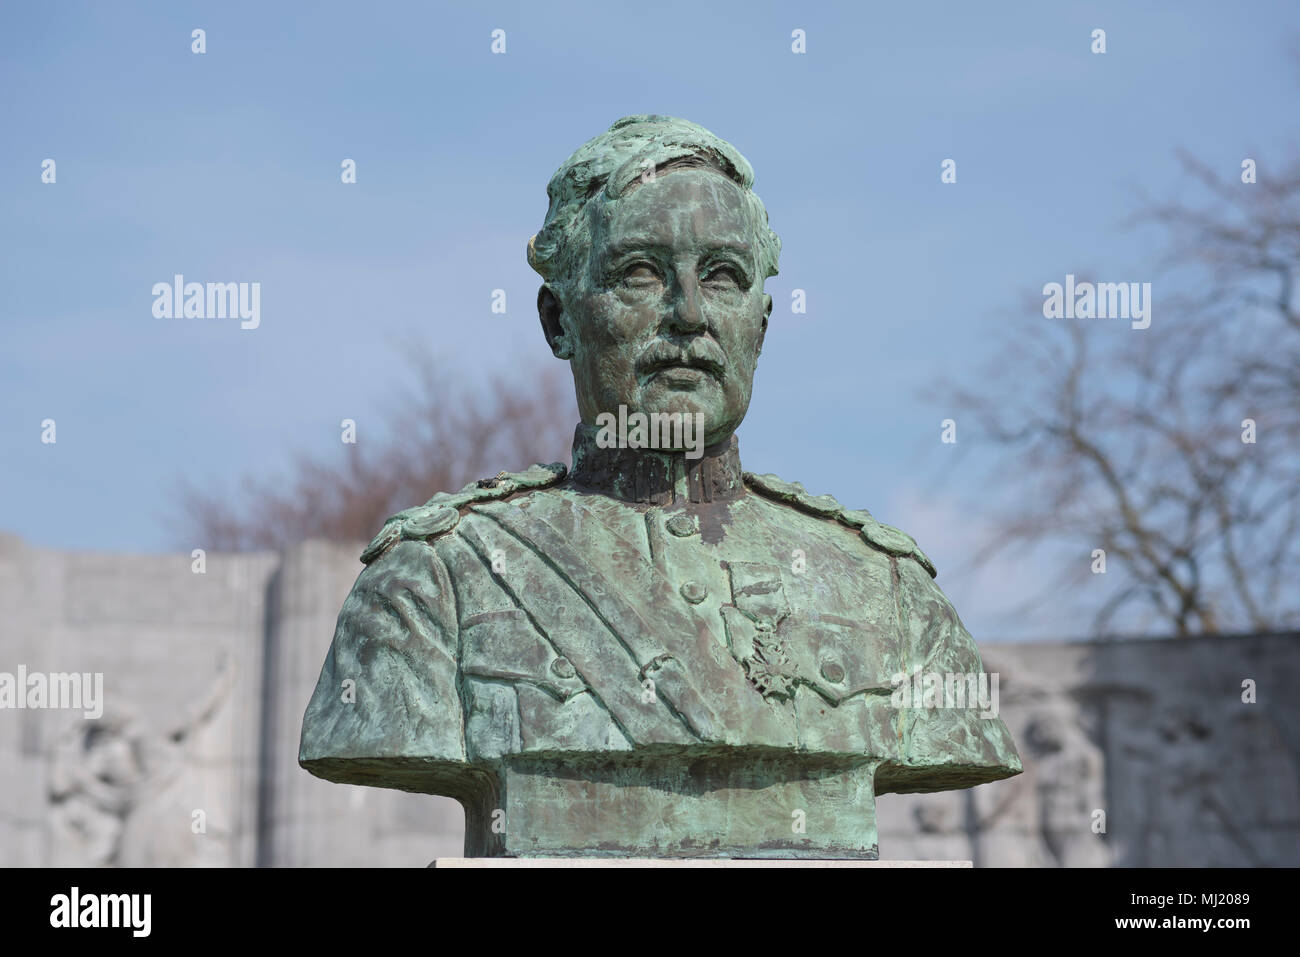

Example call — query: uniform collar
[568,422,746,506]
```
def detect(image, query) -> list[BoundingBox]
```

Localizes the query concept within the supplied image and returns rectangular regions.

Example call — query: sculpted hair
[527,115,782,296]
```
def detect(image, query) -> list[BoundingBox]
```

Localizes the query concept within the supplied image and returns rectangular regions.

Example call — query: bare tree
[948,152,1300,636]
[178,351,578,551]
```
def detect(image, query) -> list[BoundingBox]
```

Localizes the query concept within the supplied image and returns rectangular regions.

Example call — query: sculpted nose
[669,273,706,333]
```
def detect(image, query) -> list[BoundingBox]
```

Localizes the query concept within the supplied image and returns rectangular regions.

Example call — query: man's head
[528,115,781,449]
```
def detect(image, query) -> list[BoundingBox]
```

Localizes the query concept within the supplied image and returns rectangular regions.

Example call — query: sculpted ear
[538,285,574,360]
[756,292,772,357]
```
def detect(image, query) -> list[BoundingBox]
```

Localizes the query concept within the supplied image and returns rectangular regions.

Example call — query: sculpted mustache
[638,345,727,374]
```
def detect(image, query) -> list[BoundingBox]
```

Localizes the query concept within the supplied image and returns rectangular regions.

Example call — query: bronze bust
[300,115,1021,860]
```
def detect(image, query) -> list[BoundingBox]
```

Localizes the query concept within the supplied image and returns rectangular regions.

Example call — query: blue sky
[2,1,1296,638]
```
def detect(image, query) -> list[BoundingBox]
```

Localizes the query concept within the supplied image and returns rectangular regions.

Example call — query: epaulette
[360,462,567,564]
[742,472,937,578]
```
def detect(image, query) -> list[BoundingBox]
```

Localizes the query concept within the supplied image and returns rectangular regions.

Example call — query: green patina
[300,116,1021,860]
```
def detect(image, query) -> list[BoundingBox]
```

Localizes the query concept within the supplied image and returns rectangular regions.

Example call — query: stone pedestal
[435,859,971,868]
[477,755,879,859]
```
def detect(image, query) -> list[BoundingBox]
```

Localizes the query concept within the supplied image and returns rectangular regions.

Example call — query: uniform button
[666,513,697,537]
[679,581,708,604]
[820,660,845,683]
[551,657,575,679]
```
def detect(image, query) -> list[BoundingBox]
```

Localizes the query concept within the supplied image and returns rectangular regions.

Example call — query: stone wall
[1,532,1294,866]
[877,636,1299,866]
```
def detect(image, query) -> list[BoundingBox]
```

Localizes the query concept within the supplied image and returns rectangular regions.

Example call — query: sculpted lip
[650,366,711,389]
[639,352,725,381]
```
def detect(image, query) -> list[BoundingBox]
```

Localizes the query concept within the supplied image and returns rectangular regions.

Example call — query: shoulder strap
[744,471,936,577]
[360,462,566,564]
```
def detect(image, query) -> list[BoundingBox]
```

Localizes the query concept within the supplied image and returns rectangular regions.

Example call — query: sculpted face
[541,167,773,449]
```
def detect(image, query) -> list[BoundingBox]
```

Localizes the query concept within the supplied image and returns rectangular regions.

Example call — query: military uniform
[300,427,1021,859]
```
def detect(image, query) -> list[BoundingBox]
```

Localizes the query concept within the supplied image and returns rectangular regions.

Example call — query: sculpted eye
[623,262,662,286]
[703,265,741,287]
